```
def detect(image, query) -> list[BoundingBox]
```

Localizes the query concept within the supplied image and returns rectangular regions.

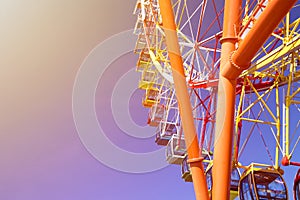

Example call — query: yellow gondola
[142,87,159,108]
[138,68,156,89]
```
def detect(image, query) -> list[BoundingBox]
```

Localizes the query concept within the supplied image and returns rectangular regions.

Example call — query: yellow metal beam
[243,35,300,75]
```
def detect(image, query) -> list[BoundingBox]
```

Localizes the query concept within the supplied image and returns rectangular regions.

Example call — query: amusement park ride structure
[133,0,300,199]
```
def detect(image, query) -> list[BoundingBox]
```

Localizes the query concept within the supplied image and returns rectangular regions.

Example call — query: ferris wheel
[133,0,300,199]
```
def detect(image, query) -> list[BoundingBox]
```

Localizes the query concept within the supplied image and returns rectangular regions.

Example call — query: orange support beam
[212,0,242,199]
[158,0,209,200]
[213,0,296,199]
[222,0,297,80]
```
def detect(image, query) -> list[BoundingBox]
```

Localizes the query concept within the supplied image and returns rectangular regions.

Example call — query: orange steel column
[212,0,241,199]
[222,0,297,80]
[158,0,209,200]
[213,0,296,199]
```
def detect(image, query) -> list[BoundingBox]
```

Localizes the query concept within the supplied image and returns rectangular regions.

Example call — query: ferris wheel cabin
[181,152,212,183]
[294,169,300,200]
[136,49,151,72]
[142,87,159,108]
[239,164,288,200]
[134,34,147,54]
[147,103,165,127]
[155,121,178,146]
[166,134,186,165]
[205,165,240,200]
[138,69,156,89]
[181,155,193,182]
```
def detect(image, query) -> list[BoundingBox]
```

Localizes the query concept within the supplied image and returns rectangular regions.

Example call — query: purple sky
[0,0,299,199]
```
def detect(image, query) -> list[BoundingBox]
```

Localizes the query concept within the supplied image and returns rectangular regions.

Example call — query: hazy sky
[0,1,196,199]
[0,0,299,200]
